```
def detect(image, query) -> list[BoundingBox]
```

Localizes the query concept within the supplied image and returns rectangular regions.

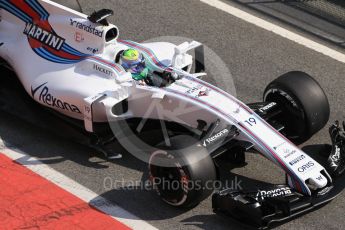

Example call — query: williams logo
[31,83,81,114]
[23,23,65,51]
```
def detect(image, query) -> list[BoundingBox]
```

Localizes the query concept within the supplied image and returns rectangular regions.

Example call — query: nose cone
[307,173,328,190]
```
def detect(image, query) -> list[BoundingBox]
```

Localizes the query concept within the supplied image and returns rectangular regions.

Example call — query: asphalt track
[1,0,345,229]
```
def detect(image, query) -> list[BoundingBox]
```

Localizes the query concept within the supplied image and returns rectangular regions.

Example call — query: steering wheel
[144,71,174,87]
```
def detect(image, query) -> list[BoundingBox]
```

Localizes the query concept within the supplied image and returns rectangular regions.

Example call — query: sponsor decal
[93,64,113,77]
[283,148,297,158]
[316,175,324,181]
[317,186,334,196]
[203,128,229,147]
[23,23,65,51]
[87,47,99,54]
[84,105,91,114]
[186,86,201,95]
[257,187,292,198]
[259,102,276,113]
[2,0,89,64]
[70,19,103,38]
[197,89,210,98]
[273,142,285,150]
[298,161,315,173]
[31,83,81,114]
[186,85,210,98]
[74,32,84,43]
[331,145,341,162]
[289,155,306,166]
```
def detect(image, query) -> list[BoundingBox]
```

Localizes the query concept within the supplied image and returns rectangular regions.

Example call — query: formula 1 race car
[1,0,345,229]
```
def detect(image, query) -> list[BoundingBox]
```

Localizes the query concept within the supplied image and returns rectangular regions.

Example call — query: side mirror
[88,9,114,26]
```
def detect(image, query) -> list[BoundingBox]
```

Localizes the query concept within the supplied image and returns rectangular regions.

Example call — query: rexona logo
[203,129,229,147]
[259,102,276,113]
[289,155,306,166]
[23,23,65,51]
[31,83,81,114]
[70,19,103,38]
[258,187,292,198]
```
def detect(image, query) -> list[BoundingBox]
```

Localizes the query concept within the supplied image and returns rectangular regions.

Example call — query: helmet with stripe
[120,49,146,75]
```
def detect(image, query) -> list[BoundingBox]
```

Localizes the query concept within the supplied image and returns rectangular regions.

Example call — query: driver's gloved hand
[328,121,345,177]
[145,71,173,88]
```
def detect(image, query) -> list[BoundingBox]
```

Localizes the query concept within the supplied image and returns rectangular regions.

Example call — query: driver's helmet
[120,49,146,75]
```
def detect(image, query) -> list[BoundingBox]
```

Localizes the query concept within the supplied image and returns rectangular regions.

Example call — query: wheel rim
[264,88,307,141]
[149,152,189,206]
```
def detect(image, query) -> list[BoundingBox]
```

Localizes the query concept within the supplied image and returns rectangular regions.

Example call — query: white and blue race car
[0,0,344,228]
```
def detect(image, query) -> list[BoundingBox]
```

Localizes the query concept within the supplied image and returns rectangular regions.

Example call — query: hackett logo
[93,64,113,76]
[23,23,65,50]
[31,83,81,114]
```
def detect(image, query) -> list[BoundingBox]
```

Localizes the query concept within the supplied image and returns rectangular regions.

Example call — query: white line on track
[199,0,345,64]
[1,147,158,230]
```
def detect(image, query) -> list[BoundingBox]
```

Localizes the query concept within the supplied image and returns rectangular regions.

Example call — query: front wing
[212,132,345,229]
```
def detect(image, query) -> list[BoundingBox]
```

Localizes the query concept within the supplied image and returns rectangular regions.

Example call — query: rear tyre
[149,135,216,208]
[264,71,330,144]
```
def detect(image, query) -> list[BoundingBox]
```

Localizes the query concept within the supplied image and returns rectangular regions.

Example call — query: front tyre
[264,71,330,144]
[149,135,216,208]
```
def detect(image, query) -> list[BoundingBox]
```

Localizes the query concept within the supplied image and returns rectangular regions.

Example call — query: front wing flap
[212,173,345,229]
